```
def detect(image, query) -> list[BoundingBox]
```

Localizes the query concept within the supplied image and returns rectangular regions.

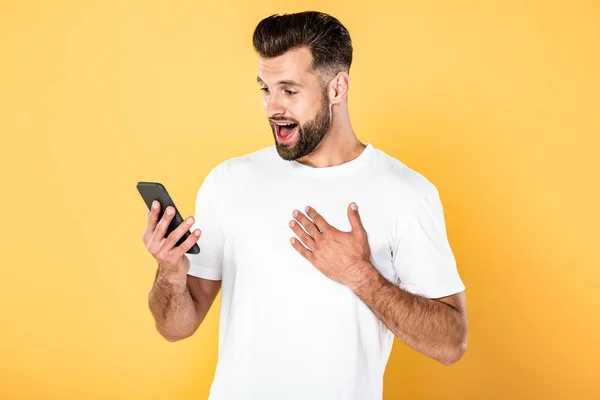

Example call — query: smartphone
[136,181,201,254]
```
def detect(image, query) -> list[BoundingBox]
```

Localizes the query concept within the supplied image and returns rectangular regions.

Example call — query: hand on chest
[224,191,398,287]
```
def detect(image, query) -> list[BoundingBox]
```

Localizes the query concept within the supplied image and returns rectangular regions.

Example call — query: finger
[289,219,315,249]
[304,206,333,234]
[293,210,321,238]
[290,237,313,261]
[148,205,176,254]
[142,200,161,244]
[347,202,366,234]
[162,215,196,250]
[171,228,202,259]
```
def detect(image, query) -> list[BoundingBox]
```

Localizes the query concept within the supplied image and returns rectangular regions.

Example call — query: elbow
[162,333,186,343]
[156,324,194,343]
[439,339,467,366]
[160,331,191,343]
[440,318,468,366]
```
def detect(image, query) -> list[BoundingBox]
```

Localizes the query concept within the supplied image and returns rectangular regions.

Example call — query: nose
[265,91,285,117]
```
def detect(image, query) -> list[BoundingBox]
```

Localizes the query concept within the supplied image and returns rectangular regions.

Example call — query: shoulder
[191,146,277,204]
[207,145,278,182]
[369,145,440,205]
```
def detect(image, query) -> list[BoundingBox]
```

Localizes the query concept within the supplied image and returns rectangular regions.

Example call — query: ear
[328,71,351,105]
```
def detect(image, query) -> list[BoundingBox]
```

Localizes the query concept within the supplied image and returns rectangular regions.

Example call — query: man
[143,11,467,400]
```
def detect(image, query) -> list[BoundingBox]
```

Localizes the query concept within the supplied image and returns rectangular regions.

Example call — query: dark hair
[252,11,353,81]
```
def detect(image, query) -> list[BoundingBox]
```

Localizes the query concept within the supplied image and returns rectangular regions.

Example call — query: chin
[272,128,298,160]
[275,142,300,161]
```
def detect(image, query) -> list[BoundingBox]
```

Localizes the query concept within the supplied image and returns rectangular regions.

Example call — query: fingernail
[292,210,298,217]
[167,208,173,215]
[186,217,194,224]
[152,201,158,209]
[351,203,357,210]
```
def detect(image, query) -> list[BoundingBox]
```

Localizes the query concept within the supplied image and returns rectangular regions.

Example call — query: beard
[269,91,331,161]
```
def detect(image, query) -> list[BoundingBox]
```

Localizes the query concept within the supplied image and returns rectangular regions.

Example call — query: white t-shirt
[185,143,465,400]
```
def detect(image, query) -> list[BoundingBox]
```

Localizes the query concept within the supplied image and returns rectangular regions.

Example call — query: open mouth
[274,122,298,142]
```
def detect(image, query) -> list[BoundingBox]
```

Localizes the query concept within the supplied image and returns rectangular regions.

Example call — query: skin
[144,201,220,342]
[145,45,468,366]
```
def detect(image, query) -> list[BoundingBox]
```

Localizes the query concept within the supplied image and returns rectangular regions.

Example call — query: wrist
[156,264,188,291]
[346,261,381,294]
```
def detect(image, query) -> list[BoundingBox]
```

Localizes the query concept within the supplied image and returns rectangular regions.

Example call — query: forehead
[257,46,316,85]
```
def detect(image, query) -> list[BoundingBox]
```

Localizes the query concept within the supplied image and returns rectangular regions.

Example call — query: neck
[295,115,366,168]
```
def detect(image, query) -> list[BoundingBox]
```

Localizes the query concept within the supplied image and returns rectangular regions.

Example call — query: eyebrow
[256,76,304,88]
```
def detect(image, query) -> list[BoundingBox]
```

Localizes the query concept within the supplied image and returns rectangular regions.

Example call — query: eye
[285,90,297,96]
[260,87,269,93]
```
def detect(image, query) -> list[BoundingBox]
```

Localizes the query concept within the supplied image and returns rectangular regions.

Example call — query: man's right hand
[142,200,202,285]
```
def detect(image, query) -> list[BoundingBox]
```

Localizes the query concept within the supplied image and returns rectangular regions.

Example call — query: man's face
[257,47,331,161]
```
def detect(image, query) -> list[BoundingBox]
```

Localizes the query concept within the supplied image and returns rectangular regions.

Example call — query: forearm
[350,263,467,365]
[148,269,200,342]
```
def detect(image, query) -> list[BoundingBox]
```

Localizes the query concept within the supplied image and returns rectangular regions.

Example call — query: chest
[220,177,400,294]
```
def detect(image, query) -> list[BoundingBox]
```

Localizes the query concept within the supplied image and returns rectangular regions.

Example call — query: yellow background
[1,0,599,399]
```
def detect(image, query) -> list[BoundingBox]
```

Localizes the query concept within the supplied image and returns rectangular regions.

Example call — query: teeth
[275,122,295,126]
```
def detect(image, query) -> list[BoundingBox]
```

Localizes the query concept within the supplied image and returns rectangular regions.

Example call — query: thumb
[347,202,365,233]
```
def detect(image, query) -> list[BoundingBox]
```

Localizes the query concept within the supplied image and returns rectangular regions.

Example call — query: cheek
[307,93,326,115]
[299,109,318,125]
[292,101,317,122]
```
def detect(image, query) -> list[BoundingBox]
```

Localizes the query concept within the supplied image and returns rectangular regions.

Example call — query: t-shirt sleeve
[185,166,225,281]
[391,188,465,298]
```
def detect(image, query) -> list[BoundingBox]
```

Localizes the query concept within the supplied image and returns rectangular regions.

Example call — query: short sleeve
[185,167,224,280]
[391,189,465,298]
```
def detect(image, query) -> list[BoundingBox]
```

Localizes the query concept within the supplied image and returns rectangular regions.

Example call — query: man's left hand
[289,203,373,287]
